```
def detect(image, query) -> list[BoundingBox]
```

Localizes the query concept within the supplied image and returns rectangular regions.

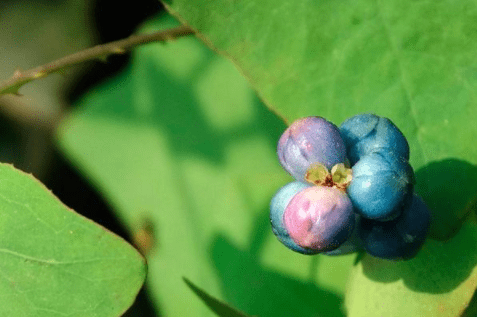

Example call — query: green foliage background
[0,0,476,315]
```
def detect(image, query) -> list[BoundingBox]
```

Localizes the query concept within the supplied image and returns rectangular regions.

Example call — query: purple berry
[277,117,347,181]
[323,214,363,256]
[283,186,355,252]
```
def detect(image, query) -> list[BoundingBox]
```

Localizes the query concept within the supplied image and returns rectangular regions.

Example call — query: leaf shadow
[87,35,286,167]
[359,159,477,294]
[209,232,345,317]
[415,158,477,240]
[210,182,345,317]
[461,285,477,317]
[138,41,285,166]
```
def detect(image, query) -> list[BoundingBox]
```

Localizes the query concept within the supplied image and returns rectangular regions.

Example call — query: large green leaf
[0,163,145,316]
[57,15,355,317]
[161,0,477,240]
[158,1,477,315]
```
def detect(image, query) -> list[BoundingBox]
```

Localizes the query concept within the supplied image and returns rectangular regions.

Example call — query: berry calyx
[304,163,352,191]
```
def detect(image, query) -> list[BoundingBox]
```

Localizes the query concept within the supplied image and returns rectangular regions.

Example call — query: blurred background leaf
[57,14,356,317]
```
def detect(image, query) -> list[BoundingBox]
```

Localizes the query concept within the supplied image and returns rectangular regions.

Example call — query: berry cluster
[270,114,431,260]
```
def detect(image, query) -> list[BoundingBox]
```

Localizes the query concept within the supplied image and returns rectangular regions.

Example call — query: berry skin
[283,186,355,252]
[323,214,363,255]
[347,151,415,221]
[339,114,410,165]
[359,194,431,260]
[277,117,347,181]
[270,181,316,254]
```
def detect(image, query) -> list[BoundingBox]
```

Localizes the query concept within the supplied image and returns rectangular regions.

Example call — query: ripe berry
[272,114,428,261]
[283,186,355,252]
[359,194,431,260]
[323,214,363,255]
[339,114,410,165]
[347,151,415,221]
[277,117,347,181]
[270,181,315,254]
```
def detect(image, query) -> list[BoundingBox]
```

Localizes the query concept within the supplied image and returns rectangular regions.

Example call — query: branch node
[111,47,127,54]
[33,72,47,79]
[13,69,23,79]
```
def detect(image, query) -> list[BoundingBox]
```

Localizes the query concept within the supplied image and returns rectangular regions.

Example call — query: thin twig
[0,25,195,95]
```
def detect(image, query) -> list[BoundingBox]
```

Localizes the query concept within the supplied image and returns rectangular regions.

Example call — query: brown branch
[0,25,195,95]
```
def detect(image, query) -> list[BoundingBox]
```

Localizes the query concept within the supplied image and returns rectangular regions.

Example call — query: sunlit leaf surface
[57,15,355,317]
[0,164,145,316]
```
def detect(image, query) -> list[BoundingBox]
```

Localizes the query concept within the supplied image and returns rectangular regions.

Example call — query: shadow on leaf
[360,220,477,294]
[415,158,477,241]
[356,159,477,294]
[206,175,355,317]
[461,285,477,317]
[210,234,345,317]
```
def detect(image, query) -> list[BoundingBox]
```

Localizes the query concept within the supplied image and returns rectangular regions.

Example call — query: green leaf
[461,287,477,317]
[183,277,250,317]
[415,159,477,240]
[346,222,477,317]
[156,2,477,314]
[161,0,477,240]
[57,14,354,317]
[0,163,146,316]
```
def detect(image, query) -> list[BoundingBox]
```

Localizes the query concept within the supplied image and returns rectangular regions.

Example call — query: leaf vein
[375,0,428,167]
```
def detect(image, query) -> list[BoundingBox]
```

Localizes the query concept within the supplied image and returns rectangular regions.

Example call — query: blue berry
[270,181,315,254]
[359,194,431,260]
[283,186,355,252]
[347,151,415,221]
[277,117,347,181]
[339,114,410,165]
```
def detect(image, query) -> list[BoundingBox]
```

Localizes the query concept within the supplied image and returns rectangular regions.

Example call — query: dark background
[0,0,165,315]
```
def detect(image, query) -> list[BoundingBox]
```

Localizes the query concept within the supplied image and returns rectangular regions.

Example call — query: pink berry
[283,186,355,252]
